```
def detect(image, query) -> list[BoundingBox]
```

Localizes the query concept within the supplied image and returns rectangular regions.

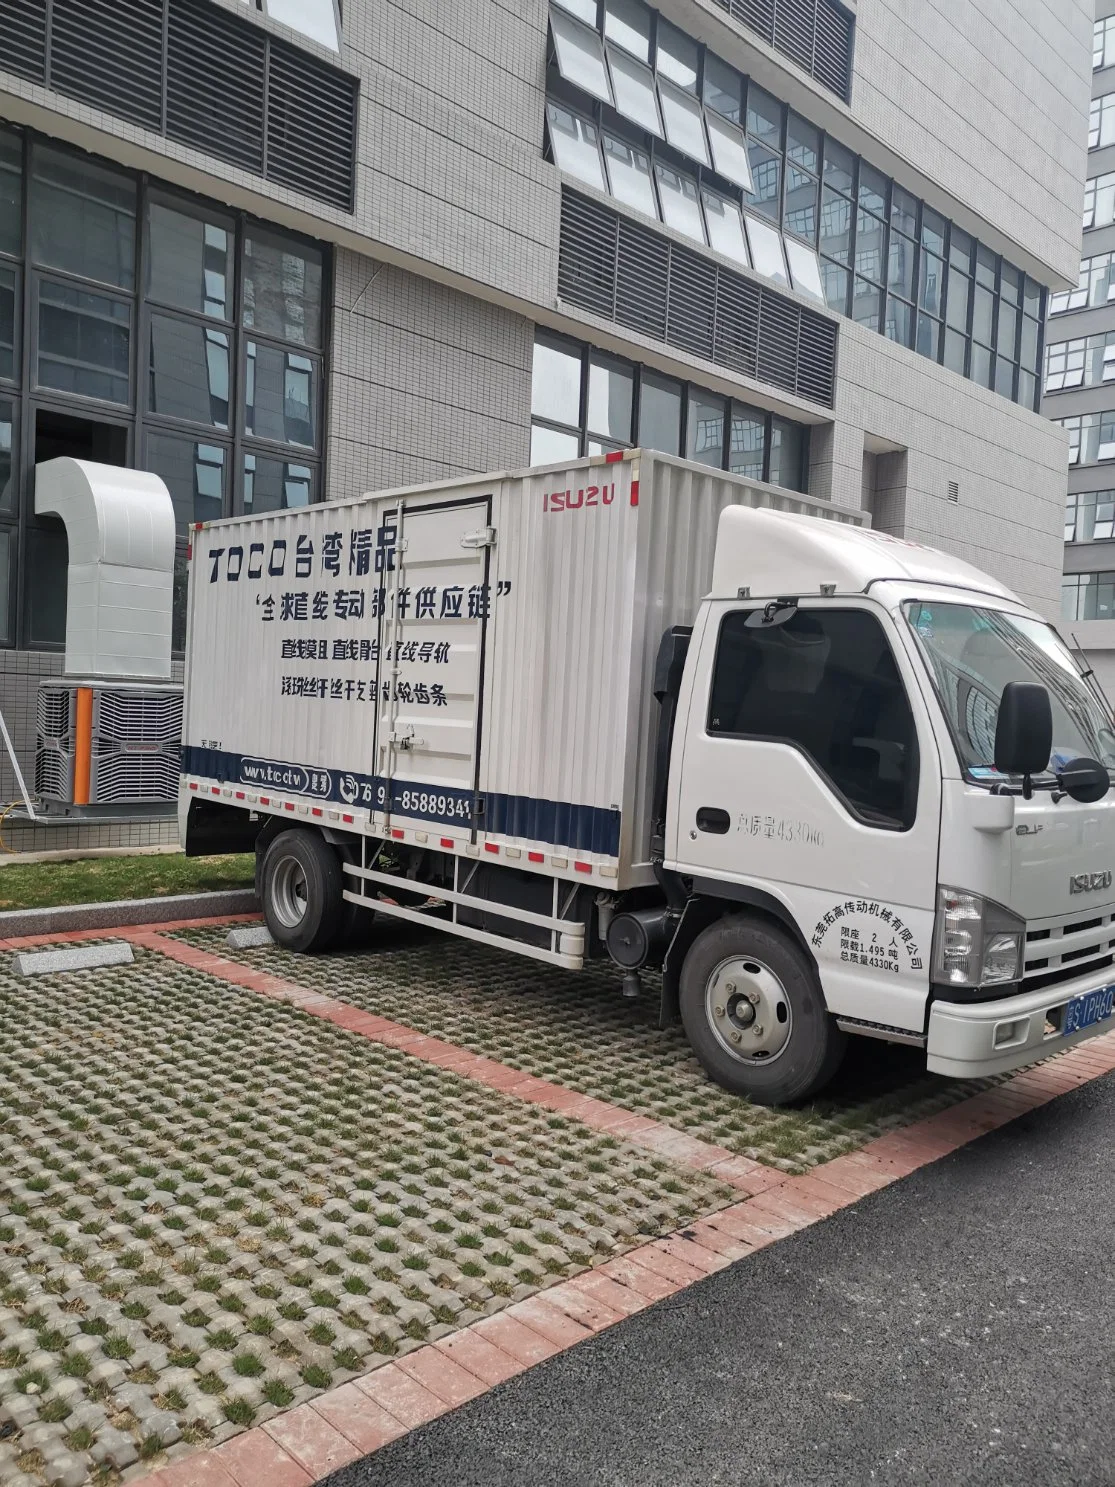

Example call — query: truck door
[669,600,941,1033]
[375,496,493,840]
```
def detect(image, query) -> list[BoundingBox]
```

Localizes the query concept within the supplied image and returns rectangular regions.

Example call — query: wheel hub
[271,855,309,929]
[706,956,792,1065]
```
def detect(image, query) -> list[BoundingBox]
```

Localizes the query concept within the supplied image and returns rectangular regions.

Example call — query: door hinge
[461,526,497,549]
[390,728,424,750]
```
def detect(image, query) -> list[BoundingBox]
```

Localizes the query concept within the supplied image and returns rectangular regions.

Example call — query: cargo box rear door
[376,495,493,839]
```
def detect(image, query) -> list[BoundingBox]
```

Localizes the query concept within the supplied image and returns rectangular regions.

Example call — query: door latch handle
[696,807,731,834]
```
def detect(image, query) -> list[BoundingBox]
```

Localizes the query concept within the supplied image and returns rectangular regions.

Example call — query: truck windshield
[902,601,1115,779]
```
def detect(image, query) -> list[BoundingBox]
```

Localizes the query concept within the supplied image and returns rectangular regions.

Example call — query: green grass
[0,853,254,911]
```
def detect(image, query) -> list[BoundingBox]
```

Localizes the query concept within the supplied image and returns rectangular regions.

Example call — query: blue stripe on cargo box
[483,792,620,858]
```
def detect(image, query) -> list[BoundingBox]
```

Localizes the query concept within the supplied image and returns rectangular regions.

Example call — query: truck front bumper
[927,967,1115,1079]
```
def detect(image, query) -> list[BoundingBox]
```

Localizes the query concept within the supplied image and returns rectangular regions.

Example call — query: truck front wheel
[680,914,845,1105]
[260,829,344,953]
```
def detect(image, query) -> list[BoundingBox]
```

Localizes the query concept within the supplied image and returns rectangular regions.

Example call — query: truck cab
[659,507,1115,1104]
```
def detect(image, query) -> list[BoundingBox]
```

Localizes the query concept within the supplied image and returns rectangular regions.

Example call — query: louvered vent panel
[733,0,775,44]
[796,311,838,404]
[266,37,357,210]
[772,0,816,74]
[167,0,265,172]
[756,296,801,395]
[705,0,852,100]
[713,273,760,379]
[814,0,854,100]
[615,217,667,340]
[667,246,716,360]
[90,751,179,803]
[50,0,163,129]
[0,0,47,82]
[559,189,617,319]
[35,746,73,802]
[94,690,183,748]
[36,687,73,744]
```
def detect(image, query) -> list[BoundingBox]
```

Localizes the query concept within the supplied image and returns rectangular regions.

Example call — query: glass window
[920,207,946,257]
[919,251,944,317]
[25,521,68,647]
[547,103,607,189]
[606,48,662,135]
[242,230,323,349]
[821,259,849,315]
[687,391,724,466]
[531,334,581,426]
[969,340,991,388]
[0,399,13,513]
[971,282,994,346]
[996,300,1017,360]
[946,267,970,331]
[30,146,136,291]
[916,313,941,362]
[745,214,789,286]
[530,422,580,462]
[858,163,888,216]
[974,244,997,290]
[994,357,1015,399]
[745,142,781,220]
[1098,16,1115,70]
[243,452,314,513]
[265,0,339,50]
[0,527,12,643]
[553,0,598,21]
[149,315,230,429]
[655,19,698,92]
[853,277,882,330]
[729,404,765,480]
[786,115,819,173]
[658,80,709,166]
[706,113,753,192]
[785,238,824,302]
[145,432,227,534]
[1020,314,1039,375]
[884,296,914,348]
[948,226,972,271]
[0,129,21,259]
[550,7,613,104]
[1093,94,1115,150]
[1018,369,1036,411]
[746,86,782,148]
[655,164,706,244]
[638,372,681,453]
[820,188,852,263]
[245,342,317,448]
[603,134,657,217]
[148,201,231,321]
[769,417,806,491]
[943,328,967,375]
[37,279,131,404]
[587,352,633,441]
[703,55,741,123]
[703,190,748,266]
[888,232,915,299]
[0,265,14,382]
[822,138,854,196]
[784,163,818,242]
[604,0,650,61]
[890,185,917,237]
[855,210,885,283]
[708,608,917,829]
[1023,277,1042,318]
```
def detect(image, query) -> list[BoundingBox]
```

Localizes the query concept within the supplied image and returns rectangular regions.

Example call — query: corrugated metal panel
[266,36,357,211]
[167,0,265,173]
[560,190,838,409]
[51,0,164,130]
[0,0,47,82]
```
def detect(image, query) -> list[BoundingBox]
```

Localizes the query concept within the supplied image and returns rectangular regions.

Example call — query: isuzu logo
[1069,870,1113,895]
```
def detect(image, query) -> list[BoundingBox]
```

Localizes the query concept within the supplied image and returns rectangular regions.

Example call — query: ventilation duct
[34,458,176,682]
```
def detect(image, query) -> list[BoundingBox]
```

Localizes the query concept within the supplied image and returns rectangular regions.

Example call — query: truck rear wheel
[260,829,344,953]
[680,914,845,1106]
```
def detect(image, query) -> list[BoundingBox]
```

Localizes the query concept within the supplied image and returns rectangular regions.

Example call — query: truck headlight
[933,887,1024,989]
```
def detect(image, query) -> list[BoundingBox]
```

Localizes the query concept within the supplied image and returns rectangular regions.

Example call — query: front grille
[1023,909,1115,991]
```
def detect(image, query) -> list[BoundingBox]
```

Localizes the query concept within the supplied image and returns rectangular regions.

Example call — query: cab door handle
[696,807,731,834]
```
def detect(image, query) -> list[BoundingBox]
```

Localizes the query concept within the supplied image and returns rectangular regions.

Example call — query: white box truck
[181,450,1115,1104]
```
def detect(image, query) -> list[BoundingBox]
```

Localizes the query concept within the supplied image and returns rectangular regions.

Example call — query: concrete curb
[0,888,259,937]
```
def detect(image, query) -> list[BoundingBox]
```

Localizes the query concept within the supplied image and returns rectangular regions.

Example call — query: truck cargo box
[182,451,865,889]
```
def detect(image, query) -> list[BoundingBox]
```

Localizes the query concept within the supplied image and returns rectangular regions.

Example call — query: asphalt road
[325,1073,1115,1487]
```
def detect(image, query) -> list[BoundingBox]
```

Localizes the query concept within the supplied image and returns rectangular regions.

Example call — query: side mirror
[1058,757,1111,804]
[994,681,1052,778]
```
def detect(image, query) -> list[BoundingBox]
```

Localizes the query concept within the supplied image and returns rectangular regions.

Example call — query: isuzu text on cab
[181,451,1115,1104]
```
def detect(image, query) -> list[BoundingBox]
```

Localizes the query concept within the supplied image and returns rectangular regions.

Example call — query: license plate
[1063,985,1115,1037]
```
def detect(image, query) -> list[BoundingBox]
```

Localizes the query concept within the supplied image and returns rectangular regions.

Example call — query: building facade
[1049,0,1115,697]
[0,0,1092,847]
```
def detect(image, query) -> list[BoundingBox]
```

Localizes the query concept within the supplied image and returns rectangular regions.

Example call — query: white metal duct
[34,458,176,681]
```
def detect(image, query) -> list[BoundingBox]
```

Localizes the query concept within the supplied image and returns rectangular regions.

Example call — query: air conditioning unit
[35,680,183,814]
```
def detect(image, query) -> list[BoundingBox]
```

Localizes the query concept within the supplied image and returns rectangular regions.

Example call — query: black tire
[260,829,344,953]
[679,913,846,1106]
[338,895,377,946]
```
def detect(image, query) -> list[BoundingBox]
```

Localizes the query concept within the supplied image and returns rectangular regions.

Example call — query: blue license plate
[1063,985,1115,1037]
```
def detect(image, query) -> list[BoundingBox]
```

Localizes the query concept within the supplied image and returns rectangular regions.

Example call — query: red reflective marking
[485,843,500,854]
[528,851,545,863]
[392,829,405,840]
[342,814,354,823]
[284,803,295,812]
[188,782,198,792]
[186,543,192,560]
[235,791,245,800]
[440,838,455,849]
[260,796,270,806]
[605,450,623,463]
[311,807,323,817]
[630,479,639,507]
[574,861,592,874]
[211,786,221,796]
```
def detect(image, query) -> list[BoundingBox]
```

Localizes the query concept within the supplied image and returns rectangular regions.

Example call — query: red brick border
[135,1029,1115,1487]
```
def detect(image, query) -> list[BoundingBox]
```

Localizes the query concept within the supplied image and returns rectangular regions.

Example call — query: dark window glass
[656,18,698,91]
[149,315,230,429]
[703,54,741,122]
[999,263,1020,306]
[746,142,781,219]
[784,165,818,240]
[746,86,782,147]
[243,452,315,513]
[853,277,882,329]
[946,267,970,331]
[638,372,681,453]
[970,339,992,387]
[25,520,68,647]
[245,342,317,449]
[916,313,941,361]
[145,431,227,535]
[1018,368,1036,410]
[0,526,12,643]
[707,608,917,829]
[242,229,323,349]
[37,280,131,404]
[855,210,885,283]
[996,300,1017,359]
[921,207,946,257]
[786,115,819,172]
[943,328,967,374]
[0,399,13,513]
[919,251,944,317]
[729,404,765,479]
[887,233,915,299]
[587,353,634,442]
[605,0,652,63]
[890,185,917,236]
[687,391,724,466]
[0,129,21,260]
[148,200,232,320]
[972,283,994,344]
[769,417,805,489]
[821,259,850,315]
[1020,315,1040,373]
[975,244,997,290]
[885,296,914,348]
[949,226,972,270]
[823,139,855,195]
[172,543,188,655]
[994,356,1015,399]
[858,163,888,216]
[820,189,852,263]
[0,265,14,382]
[1023,277,1042,317]
[30,146,136,291]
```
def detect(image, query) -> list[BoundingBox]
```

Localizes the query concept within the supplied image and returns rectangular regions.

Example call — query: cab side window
[707,608,919,830]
